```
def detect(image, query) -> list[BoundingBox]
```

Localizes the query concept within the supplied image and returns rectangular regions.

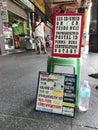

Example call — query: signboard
[51,14,84,58]
[35,71,77,118]
[33,0,45,14]
[18,0,34,10]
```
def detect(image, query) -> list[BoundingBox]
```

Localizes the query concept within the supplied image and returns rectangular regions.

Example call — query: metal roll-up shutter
[7,0,28,20]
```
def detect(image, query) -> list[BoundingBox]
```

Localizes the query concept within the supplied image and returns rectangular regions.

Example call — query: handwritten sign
[51,14,84,58]
[35,71,77,118]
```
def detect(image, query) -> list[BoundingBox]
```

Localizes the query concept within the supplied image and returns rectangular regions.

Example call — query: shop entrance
[6,11,28,50]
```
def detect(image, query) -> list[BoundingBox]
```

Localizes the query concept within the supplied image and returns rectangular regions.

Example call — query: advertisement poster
[35,71,77,118]
[51,14,84,58]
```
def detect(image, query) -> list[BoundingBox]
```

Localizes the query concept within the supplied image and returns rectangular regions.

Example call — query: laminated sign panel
[35,71,77,118]
[51,13,84,58]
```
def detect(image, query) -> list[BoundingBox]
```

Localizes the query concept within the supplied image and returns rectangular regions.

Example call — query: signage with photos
[35,71,77,118]
[51,13,84,58]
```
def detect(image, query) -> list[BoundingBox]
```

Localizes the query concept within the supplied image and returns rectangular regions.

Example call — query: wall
[7,0,28,20]
[89,0,98,52]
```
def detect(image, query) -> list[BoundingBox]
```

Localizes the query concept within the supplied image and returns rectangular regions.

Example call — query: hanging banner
[35,71,77,118]
[51,13,84,58]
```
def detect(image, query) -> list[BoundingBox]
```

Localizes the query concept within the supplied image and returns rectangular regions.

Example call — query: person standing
[12,19,20,49]
[34,15,47,54]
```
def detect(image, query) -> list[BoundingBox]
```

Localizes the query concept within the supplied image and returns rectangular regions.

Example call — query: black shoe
[15,47,18,49]
[88,73,98,79]
[96,86,98,89]
[44,51,47,54]
[36,51,42,54]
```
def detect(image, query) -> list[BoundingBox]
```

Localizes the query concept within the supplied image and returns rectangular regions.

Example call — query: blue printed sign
[20,0,27,5]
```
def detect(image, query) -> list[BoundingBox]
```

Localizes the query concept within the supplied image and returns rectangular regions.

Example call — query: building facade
[0,0,52,55]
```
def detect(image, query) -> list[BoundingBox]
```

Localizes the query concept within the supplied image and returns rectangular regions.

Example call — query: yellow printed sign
[62,102,75,107]
[52,90,63,98]
[53,100,61,105]
[33,0,45,13]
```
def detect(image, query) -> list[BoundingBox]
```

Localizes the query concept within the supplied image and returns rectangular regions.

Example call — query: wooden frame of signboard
[51,13,84,58]
[35,71,77,118]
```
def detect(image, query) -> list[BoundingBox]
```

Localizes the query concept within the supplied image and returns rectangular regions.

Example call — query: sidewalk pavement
[0,49,98,130]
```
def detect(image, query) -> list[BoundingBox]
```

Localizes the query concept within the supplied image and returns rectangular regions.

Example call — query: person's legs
[17,41,20,48]
[36,42,42,54]
[34,37,42,54]
[40,36,47,53]
[15,42,18,48]
[14,35,20,48]
[14,36,17,48]
[17,36,20,48]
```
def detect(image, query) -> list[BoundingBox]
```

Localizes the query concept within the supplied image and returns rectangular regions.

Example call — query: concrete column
[0,8,5,55]
[28,12,32,38]
[83,2,92,54]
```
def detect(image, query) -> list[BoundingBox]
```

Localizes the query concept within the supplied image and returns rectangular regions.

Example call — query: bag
[32,22,41,32]
[25,40,34,50]
[32,24,35,32]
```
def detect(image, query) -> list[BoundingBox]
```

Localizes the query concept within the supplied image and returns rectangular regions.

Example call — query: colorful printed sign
[35,72,77,118]
[51,13,84,58]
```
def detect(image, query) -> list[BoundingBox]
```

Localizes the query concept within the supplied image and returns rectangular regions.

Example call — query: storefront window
[7,11,28,49]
